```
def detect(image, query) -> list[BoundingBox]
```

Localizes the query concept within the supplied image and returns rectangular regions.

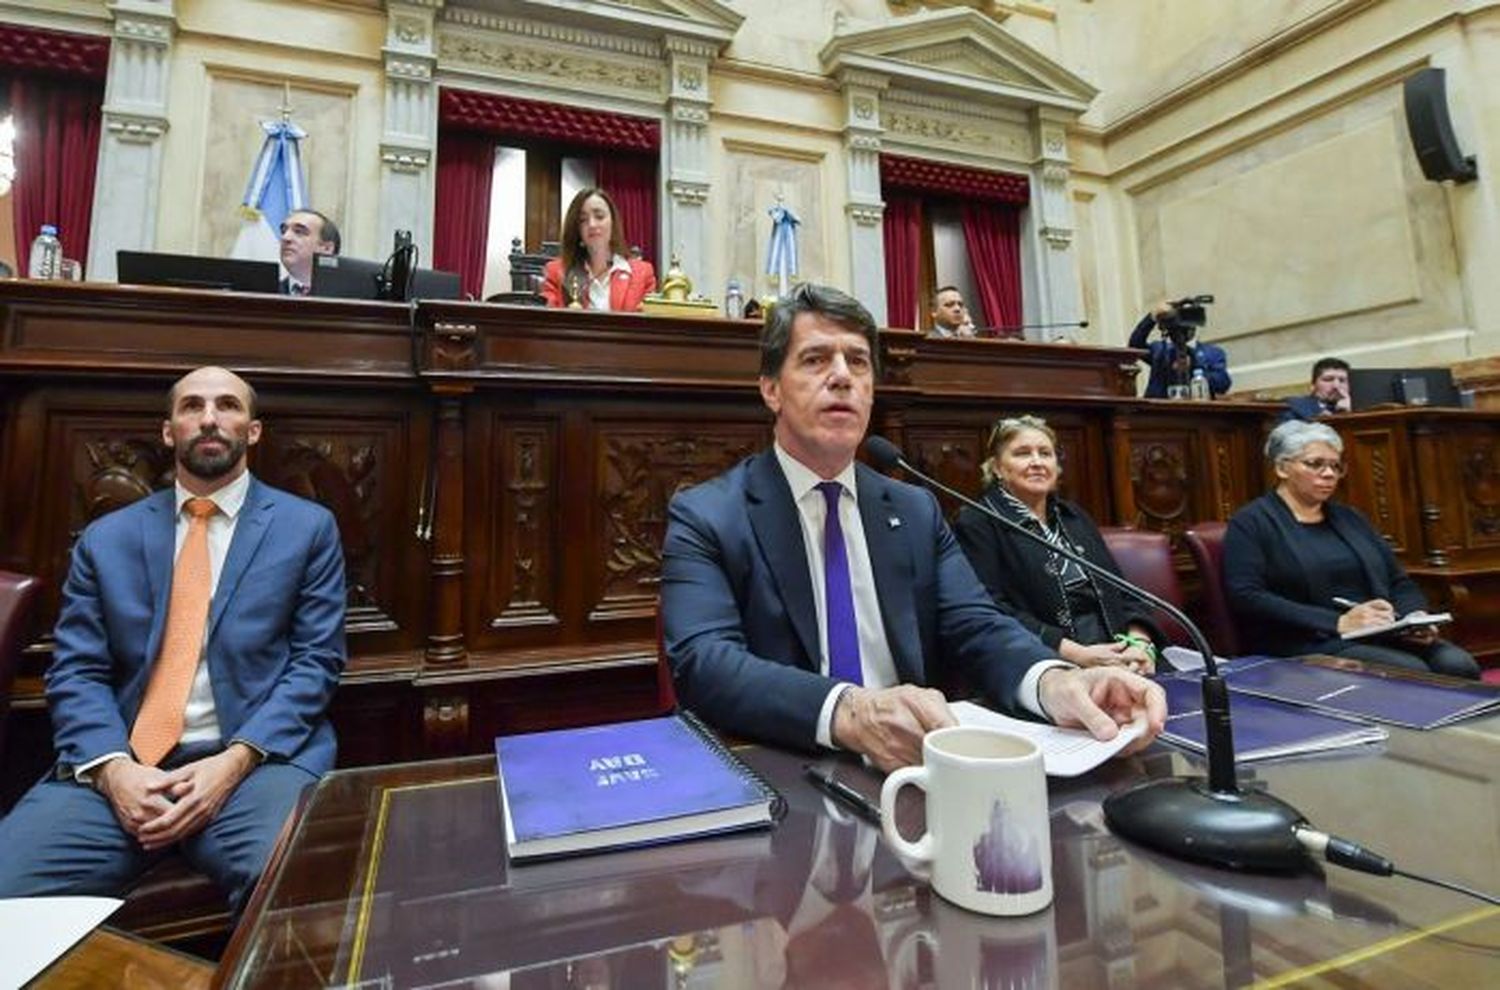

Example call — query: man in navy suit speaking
[661,284,1165,771]
[0,366,346,913]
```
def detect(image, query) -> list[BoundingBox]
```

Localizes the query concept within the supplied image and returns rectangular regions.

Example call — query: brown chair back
[1183,522,1242,657]
[1096,527,1191,645]
[0,570,41,765]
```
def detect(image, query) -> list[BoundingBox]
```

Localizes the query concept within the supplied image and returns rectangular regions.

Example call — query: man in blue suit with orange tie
[661,284,1165,772]
[0,366,346,913]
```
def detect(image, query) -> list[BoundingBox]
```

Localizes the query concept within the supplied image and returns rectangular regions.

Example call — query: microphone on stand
[862,434,1311,873]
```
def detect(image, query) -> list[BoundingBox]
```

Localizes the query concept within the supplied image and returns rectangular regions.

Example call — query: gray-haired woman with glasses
[1224,420,1478,677]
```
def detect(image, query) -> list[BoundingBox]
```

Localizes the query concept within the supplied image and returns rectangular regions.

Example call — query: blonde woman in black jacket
[955,415,1163,673]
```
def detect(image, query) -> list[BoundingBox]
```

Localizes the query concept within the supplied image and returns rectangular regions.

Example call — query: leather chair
[1183,522,1242,657]
[485,237,557,305]
[0,570,41,767]
[1097,527,1192,646]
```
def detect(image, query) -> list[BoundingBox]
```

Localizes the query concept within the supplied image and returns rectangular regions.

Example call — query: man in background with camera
[1128,296,1232,398]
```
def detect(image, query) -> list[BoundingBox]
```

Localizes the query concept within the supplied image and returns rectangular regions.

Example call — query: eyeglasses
[1294,458,1345,476]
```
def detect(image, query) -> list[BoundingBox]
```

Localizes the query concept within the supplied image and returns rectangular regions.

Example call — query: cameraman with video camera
[1128,296,1231,399]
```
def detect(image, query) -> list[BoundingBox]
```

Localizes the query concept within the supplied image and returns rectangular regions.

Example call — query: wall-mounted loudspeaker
[1403,67,1477,184]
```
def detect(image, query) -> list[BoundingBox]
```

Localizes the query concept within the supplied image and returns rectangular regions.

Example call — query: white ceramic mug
[881,726,1052,916]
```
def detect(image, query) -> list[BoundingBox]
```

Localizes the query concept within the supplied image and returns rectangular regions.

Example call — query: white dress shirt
[586,254,631,311]
[76,471,252,779]
[772,445,1061,749]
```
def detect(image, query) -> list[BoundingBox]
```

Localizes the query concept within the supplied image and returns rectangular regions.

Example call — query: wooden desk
[31,927,213,989]
[215,701,1500,988]
[0,280,1286,775]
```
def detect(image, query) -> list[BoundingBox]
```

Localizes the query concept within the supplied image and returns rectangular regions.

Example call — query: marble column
[1027,108,1084,340]
[663,36,715,286]
[378,3,439,258]
[87,0,177,282]
[838,70,888,325]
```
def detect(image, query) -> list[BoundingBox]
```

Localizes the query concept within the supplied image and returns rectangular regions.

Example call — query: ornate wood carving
[487,420,558,628]
[257,427,394,632]
[1128,438,1191,536]
[76,432,173,531]
[1461,435,1500,542]
[593,428,763,617]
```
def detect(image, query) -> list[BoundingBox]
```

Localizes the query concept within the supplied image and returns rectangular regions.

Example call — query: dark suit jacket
[660,450,1056,751]
[1223,492,1427,656]
[1279,394,1334,423]
[45,476,347,776]
[953,486,1162,651]
[1127,315,1231,398]
[540,257,657,311]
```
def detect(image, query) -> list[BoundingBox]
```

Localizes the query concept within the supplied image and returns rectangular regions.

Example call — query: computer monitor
[1349,367,1461,410]
[117,251,280,294]
[310,255,462,302]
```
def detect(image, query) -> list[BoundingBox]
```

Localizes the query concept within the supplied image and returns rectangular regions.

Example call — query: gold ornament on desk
[565,270,585,308]
[640,250,719,317]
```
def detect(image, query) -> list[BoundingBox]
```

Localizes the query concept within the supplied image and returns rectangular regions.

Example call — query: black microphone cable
[1294,826,1500,907]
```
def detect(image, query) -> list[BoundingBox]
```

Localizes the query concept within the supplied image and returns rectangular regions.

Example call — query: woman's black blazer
[953,485,1159,650]
[1223,492,1427,655]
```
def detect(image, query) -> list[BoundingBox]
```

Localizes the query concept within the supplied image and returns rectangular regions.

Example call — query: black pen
[803,765,882,826]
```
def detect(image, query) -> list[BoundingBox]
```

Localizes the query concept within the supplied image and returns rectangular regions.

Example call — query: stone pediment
[820,8,1096,114]
[442,0,744,47]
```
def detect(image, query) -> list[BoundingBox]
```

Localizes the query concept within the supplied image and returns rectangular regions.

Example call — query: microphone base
[1103,777,1309,873]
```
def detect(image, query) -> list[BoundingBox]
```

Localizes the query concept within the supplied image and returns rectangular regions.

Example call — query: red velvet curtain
[595,153,657,267]
[9,74,102,272]
[882,193,923,329]
[961,201,1023,331]
[433,129,495,299]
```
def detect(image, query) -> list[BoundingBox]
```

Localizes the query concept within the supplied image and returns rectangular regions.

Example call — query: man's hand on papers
[833,684,956,772]
[1037,667,1165,756]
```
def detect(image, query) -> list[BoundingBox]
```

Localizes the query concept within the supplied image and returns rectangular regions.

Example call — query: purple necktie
[817,481,862,685]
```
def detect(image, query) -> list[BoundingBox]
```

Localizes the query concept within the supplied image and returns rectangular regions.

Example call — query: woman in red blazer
[540,187,656,312]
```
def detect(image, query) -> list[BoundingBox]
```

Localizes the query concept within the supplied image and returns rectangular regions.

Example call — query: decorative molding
[441,9,665,60]
[847,132,882,152]
[846,202,884,226]
[104,111,167,143]
[881,87,1027,124]
[385,54,434,81]
[1039,225,1073,249]
[381,144,431,173]
[671,102,709,125]
[664,34,721,60]
[438,35,664,94]
[668,179,709,205]
[1040,160,1069,183]
[112,14,173,46]
[392,14,427,45]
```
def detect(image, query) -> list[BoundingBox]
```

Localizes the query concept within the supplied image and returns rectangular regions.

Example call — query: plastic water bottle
[725,278,745,320]
[28,224,62,280]
[1189,367,1211,401]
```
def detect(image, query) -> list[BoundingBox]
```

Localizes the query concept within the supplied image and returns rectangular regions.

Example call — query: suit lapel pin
[888,516,901,529]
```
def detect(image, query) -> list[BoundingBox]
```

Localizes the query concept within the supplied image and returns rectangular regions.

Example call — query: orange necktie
[131,497,218,766]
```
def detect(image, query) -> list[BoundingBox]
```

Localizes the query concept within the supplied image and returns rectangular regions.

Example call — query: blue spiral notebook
[496,712,784,861]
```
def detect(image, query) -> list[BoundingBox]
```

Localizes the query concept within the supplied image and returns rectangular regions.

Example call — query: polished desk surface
[218,714,1500,989]
[32,927,214,989]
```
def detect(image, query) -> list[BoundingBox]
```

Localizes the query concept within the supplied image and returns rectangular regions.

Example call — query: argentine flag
[230,118,308,263]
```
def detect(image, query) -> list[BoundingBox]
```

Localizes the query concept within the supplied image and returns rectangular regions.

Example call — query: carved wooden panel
[1459,431,1500,546]
[904,427,983,518]
[255,409,424,642]
[591,425,764,620]
[1126,435,1195,538]
[1343,426,1411,556]
[482,418,560,630]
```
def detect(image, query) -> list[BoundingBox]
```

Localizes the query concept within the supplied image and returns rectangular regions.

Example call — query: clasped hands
[831,667,1166,773]
[93,742,259,851]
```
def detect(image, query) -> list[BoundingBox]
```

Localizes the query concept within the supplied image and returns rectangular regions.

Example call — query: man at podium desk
[660,282,1165,771]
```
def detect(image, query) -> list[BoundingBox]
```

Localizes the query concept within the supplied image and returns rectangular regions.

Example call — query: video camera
[1158,294,1214,348]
